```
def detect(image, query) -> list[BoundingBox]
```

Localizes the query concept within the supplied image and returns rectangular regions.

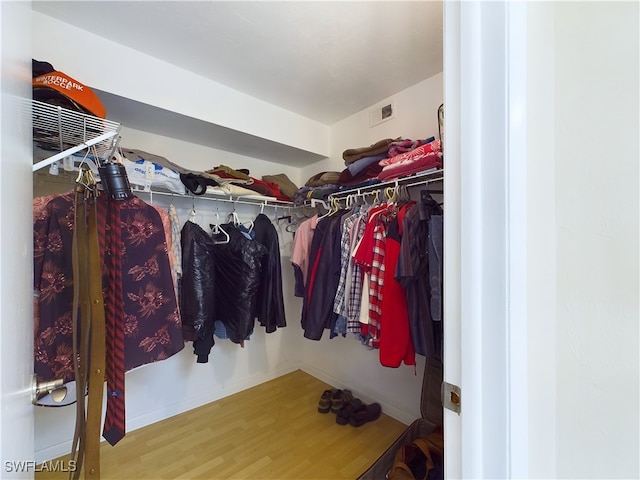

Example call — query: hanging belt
[70,174,106,480]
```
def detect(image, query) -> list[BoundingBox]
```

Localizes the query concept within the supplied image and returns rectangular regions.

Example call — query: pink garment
[377,152,442,182]
[379,139,441,167]
[291,215,319,285]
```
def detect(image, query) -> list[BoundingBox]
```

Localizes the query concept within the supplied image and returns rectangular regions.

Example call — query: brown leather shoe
[349,402,382,427]
[318,389,337,413]
[330,389,353,413]
[336,398,362,425]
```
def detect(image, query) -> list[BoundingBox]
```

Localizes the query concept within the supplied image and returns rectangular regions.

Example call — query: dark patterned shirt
[33,191,184,387]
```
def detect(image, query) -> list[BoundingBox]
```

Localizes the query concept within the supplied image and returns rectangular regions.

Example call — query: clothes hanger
[189,197,197,223]
[210,212,230,244]
[385,186,396,203]
[396,184,412,204]
[242,218,254,233]
[227,205,241,226]
[75,164,97,192]
[317,197,340,221]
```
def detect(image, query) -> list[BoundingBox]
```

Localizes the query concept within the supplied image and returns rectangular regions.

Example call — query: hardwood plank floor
[36,370,407,479]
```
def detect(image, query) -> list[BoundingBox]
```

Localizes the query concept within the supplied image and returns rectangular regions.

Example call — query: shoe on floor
[349,402,382,427]
[335,398,362,425]
[331,389,353,413]
[318,389,337,413]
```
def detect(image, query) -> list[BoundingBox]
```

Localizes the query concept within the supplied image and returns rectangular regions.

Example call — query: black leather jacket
[180,220,216,363]
[253,214,286,333]
[214,223,266,345]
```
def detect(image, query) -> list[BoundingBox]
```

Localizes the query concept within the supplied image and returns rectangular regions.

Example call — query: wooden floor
[36,370,407,479]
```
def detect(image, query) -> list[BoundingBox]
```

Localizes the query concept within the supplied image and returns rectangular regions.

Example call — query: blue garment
[346,153,387,177]
[214,320,251,341]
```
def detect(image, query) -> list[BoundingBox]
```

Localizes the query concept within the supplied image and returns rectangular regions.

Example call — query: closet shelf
[133,186,294,210]
[31,100,121,172]
[329,168,444,201]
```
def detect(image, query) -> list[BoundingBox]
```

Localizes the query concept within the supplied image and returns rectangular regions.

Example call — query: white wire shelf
[132,186,295,211]
[328,168,444,200]
[31,100,121,172]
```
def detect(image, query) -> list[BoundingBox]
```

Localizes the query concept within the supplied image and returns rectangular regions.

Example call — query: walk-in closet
[27,2,446,479]
[2,2,639,480]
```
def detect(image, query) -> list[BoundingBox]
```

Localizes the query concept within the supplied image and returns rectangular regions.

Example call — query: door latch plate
[441,381,461,414]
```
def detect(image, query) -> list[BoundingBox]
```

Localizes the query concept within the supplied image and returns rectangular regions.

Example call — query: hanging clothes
[331,208,362,336]
[395,194,443,360]
[252,213,286,333]
[345,212,367,333]
[180,220,216,363]
[213,223,266,345]
[379,210,415,368]
[33,191,184,394]
[301,210,348,340]
[290,214,319,297]
[352,204,389,347]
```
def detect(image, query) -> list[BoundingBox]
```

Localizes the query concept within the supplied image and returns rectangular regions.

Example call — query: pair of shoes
[348,402,382,427]
[335,398,362,425]
[318,388,356,414]
[318,389,337,414]
[331,389,354,413]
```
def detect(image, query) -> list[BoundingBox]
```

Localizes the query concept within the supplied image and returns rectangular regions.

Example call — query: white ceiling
[32,1,443,126]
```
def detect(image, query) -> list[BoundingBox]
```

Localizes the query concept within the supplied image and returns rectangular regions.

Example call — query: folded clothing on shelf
[342,138,399,164]
[386,136,435,158]
[305,171,342,187]
[377,152,442,182]
[339,162,384,186]
[380,139,442,167]
[293,184,341,206]
[262,173,299,200]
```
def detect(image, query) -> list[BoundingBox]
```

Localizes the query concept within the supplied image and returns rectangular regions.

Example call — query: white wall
[31,12,329,160]
[525,2,557,478]
[118,126,305,187]
[300,73,443,183]
[521,2,639,478]
[552,2,639,478]
[0,1,35,478]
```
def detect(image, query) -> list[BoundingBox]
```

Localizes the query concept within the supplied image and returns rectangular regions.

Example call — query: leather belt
[70,172,106,480]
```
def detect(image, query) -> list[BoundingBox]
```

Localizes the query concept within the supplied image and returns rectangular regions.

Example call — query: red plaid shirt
[353,204,396,347]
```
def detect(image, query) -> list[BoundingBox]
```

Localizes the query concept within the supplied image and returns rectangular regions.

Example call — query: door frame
[0,1,36,477]
[443,2,529,478]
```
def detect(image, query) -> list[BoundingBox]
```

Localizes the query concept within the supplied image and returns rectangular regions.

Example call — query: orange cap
[33,71,106,119]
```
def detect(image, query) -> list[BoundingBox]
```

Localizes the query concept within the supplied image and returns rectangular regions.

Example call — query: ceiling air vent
[369,102,395,127]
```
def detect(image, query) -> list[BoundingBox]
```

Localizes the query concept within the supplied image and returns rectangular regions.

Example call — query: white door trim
[0,1,36,478]
[443,1,529,478]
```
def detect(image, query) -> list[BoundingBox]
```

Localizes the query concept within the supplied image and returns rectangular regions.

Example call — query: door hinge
[441,381,461,414]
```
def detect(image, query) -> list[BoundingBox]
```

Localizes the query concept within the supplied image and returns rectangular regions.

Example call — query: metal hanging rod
[328,168,444,201]
[133,187,294,211]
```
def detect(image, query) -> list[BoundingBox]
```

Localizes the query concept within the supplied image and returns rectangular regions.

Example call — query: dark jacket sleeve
[253,214,286,333]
